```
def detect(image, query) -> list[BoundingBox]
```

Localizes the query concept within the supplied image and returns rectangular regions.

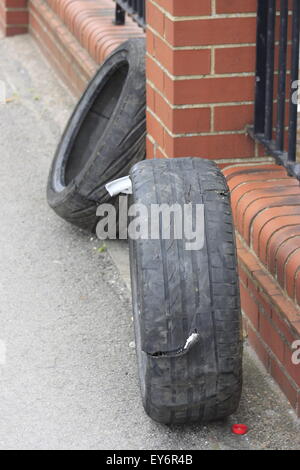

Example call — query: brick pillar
[146,0,261,165]
[0,0,28,36]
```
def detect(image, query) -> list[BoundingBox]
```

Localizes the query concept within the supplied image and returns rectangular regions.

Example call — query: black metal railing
[248,0,300,179]
[114,0,146,28]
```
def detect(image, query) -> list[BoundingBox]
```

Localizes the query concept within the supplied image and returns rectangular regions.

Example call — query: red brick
[260,313,285,364]
[148,30,211,77]
[147,0,165,37]
[216,0,257,14]
[259,216,300,265]
[276,239,300,289]
[146,136,155,159]
[215,46,256,74]
[156,147,168,159]
[257,290,272,317]
[240,281,259,330]
[164,132,255,159]
[269,226,300,273]
[252,270,281,297]
[238,264,248,287]
[146,83,155,110]
[272,309,300,345]
[295,270,300,306]
[250,197,300,239]
[150,91,211,134]
[236,190,300,244]
[165,75,254,106]
[226,167,285,191]
[146,55,164,93]
[0,0,28,34]
[251,204,300,255]
[283,343,300,388]
[165,17,257,47]
[146,111,165,150]
[6,9,28,24]
[224,164,284,183]
[215,104,253,132]
[284,249,300,300]
[230,179,292,227]
[270,358,298,410]
[247,323,270,371]
[5,0,27,6]
[153,0,212,17]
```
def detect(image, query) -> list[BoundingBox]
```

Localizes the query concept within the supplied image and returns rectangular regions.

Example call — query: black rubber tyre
[47,38,146,231]
[129,158,243,425]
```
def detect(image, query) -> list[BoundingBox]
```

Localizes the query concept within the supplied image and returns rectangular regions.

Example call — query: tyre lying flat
[47,38,146,232]
[129,158,243,425]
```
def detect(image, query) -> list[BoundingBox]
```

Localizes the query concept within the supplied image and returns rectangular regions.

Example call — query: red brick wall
[146,0,262,164]
[238,234,300,416]
[224,164,300,417]
[28,0,144,96]
[0,0,28,36]
[146,0,300,417]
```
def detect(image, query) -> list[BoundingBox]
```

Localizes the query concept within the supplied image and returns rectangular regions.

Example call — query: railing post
[276,0,288,152]
[264,0,276,142]
[146,0,257,163]
[114,1,145,28]
[254,1,268,135]
[250,0,300,178]
[288,0,300,163]
[114,4,126,25]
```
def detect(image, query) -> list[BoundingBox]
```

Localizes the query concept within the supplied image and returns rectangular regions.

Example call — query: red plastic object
[231,424,249,435]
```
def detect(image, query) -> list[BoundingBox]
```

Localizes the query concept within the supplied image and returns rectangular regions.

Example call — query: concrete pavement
[0,34,299,450]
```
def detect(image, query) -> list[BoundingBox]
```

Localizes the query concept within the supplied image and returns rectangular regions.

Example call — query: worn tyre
[129,158,243,425]
[47,38,146,231]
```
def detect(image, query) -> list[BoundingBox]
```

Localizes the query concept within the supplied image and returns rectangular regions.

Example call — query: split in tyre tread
[129,158,242,425]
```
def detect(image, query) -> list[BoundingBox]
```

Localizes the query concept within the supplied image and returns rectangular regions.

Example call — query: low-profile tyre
[47,38,146,231]
[129,158,243,425]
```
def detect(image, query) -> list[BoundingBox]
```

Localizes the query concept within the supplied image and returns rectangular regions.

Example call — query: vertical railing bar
[264,0,276,142]
[114,0,145,28]
[115,3,126,25]
[249,0,300,179]
[141,0,145,24]
[138,0,142,20]
[288,0,300,162]
[276,0,289,151]
[254,0,269,135]
[141,0,144,19]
